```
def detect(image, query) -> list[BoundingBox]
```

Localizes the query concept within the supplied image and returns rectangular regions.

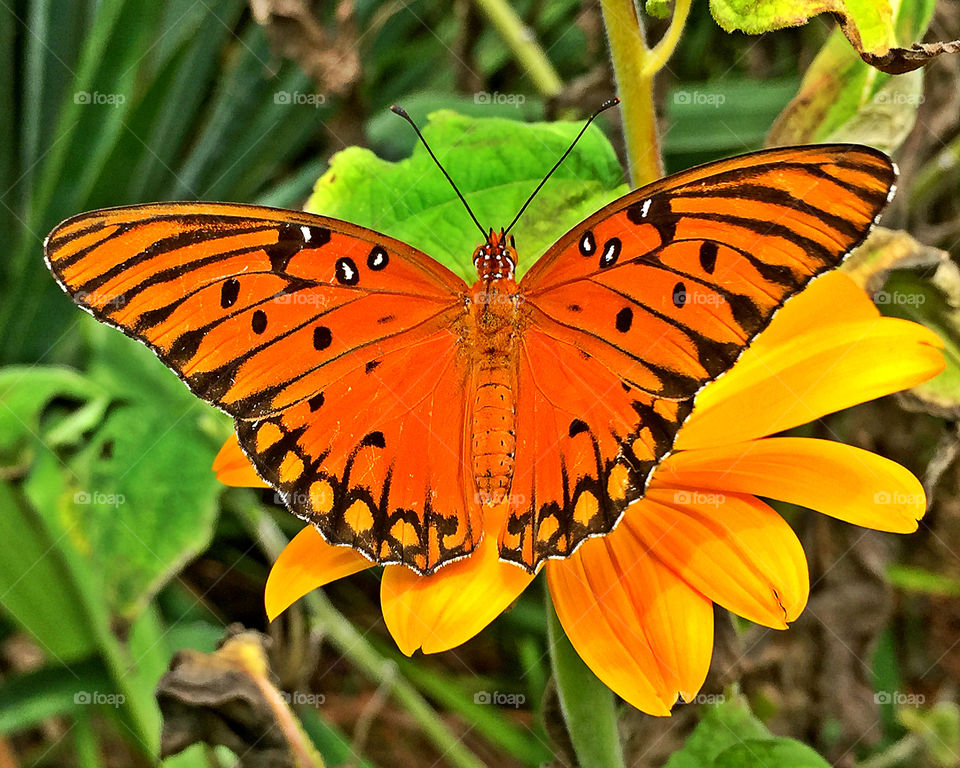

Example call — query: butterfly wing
[503,144,896,569]
[45,202,479,573]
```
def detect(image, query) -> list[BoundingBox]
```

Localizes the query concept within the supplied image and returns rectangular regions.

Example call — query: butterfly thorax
[466,231,521,505]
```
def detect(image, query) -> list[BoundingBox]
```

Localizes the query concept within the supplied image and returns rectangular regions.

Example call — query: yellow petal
[381,506,534,656]
[213,433,268,488]
[265,525,372,620]
[547,531,713,714]
[656,437,925,533]
[678,316,944,450]
[752,270,880,352]
[634,490,809,629]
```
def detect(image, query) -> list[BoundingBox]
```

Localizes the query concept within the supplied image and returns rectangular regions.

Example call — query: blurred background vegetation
[1,0,959,766]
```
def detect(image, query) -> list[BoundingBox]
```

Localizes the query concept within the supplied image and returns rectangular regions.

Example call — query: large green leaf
[306,110,627,281]
[1,331,226,620]
[56,321,227,618]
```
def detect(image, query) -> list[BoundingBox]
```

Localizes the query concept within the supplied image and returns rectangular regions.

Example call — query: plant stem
[471,0,563,96]
[546,590,626,768]
[600,0,691,186]
[237,504,488,768]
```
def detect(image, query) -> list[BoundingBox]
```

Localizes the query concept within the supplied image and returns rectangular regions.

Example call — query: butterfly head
[473,228,517,281]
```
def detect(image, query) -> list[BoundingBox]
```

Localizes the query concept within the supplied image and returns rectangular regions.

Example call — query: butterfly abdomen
[467,279,521,504]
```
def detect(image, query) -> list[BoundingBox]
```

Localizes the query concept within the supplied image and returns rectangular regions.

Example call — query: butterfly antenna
[391,105,488,241]
[503,98,621,237]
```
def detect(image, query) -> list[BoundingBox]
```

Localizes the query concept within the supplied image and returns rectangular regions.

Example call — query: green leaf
[546,600,626,768]
[645,0,674,19]
[0,480,98,662]
[710,0,895,55]
[666,691,831,767]
[713,739,831,767]
[50,323,227,618]
[306,110,627,281]
[666,693,772,768]
[0,366,108,457]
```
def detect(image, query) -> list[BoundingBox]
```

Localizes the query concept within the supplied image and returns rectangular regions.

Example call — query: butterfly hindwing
[236,324,481,572]
[45,202,479,573]
[503,144,896,569]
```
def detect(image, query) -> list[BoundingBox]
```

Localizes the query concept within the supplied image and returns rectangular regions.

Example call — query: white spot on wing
[300,225,312,242]
[640,199,652,217]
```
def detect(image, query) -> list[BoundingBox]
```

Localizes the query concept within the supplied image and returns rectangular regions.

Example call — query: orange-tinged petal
[213,433,268,488]
[381,506,534,656]
[265,525,372,620]
[656,437,925,533]
[547,531,713,714]
[634,490,809,629]
[678,316,944,450]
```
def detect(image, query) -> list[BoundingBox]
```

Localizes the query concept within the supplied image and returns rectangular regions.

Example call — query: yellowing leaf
[710,0,959,74]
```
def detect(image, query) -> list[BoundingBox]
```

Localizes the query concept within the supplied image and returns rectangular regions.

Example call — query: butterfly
[44,102,896,575]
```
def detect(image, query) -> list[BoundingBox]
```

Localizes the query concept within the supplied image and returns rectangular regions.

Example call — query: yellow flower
[213,271,944,715]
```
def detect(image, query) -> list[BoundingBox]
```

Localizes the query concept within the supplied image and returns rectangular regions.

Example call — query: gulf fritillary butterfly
[44,104,896,575]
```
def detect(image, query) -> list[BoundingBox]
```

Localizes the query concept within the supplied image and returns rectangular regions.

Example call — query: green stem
[471,0,564,96]
[600,0,691,186]
[237,504,488,768]
[546,590,626,768]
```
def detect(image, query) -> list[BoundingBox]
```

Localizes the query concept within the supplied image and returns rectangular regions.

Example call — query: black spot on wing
[360,431,386,449]
[335,257,359,285]
[367,246,389,270]
[699,241,718,274]
[313,326,332,351]
[220,278,240,308]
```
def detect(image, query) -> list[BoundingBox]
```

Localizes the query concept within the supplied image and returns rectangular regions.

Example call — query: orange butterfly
[44,102,895,575]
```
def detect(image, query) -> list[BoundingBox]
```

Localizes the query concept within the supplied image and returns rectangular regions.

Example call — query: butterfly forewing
[502,145,896,570]
[45,202,480,574]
